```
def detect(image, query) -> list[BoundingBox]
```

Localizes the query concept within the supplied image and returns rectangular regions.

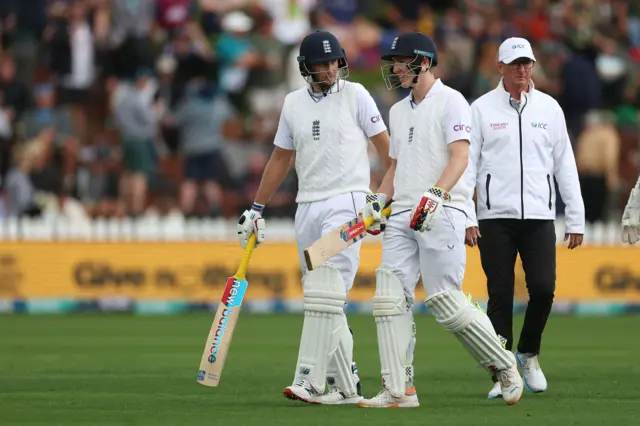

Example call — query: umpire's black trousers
[477,219,556,355]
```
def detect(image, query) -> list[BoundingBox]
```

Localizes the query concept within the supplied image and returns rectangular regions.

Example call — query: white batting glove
[237,203,266,249]
[622,187,640,244]
[361,193,387,235]
[409,186,449,232]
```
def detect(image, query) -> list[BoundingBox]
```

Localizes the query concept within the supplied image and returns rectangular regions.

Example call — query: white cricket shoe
[487,380,502,399]
[312,387,363,405]
[359,387,419,408]
[283,379,322,404]
[496,364,523,405]
[516,352,547,393]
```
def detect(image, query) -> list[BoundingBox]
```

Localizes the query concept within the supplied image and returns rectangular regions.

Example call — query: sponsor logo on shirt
[531,122,547,129]
[453,124,471,132]
[371,114,381,123]
[490,122,508,130]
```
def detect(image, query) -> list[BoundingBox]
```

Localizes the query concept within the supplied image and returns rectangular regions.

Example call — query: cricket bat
[196,233,256,387]
[304,200,393,271]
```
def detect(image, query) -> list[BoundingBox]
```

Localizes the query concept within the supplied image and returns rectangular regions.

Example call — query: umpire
[465,38,585,399]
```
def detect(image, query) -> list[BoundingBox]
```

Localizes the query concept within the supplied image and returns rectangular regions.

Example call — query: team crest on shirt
[312,120,320,141]
[408,126,414,144]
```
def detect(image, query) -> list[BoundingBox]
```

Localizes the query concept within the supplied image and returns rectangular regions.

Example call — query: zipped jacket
[466,80,585,234]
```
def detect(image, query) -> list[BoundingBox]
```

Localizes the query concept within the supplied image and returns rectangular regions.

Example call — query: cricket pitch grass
[1,314,638,425]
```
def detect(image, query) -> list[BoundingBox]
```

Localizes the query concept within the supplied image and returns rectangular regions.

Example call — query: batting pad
[425,290,515,372]
[373,267,416,397]
[326,314,358,397]
[295,262,347,392]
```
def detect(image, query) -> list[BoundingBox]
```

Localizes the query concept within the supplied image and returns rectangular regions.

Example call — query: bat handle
[235,233,256,281]
[364,204,393,229]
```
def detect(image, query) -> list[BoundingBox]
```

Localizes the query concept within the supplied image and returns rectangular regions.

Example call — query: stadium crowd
[0,0,637,225]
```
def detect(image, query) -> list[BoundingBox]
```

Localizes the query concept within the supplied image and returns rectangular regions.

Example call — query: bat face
[206,277,247,363]
[339,216,366,243]
[197,276,248,386]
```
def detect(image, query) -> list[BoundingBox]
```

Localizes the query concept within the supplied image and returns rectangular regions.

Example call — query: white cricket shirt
[274,80,387,203]
[389,79,473,213]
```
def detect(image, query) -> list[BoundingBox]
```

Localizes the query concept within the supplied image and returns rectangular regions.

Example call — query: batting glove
[622,187,640,244]
[361,193,387,235]
[409,186,449,232]
[237,202,266,249]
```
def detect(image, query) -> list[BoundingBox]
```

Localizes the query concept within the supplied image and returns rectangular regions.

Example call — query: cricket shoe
[495,364,523,405]
[359,387,419,408]
[312,387,363,405]
[313,361,363,405]
[488,380,502,399]
[516,351,547,393]
[283,379,322,404]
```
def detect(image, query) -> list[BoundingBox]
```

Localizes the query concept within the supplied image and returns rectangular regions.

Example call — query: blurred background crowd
[0,0,637,226]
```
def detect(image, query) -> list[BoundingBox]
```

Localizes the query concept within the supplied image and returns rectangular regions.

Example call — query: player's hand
[409,186,449,232]
[362,193,387,235]
[621,188,640,244]
[237,207,265,249]
[564,233,583,250]
[465,226,481,247]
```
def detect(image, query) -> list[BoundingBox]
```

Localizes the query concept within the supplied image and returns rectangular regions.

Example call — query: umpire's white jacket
[465,79,585,234]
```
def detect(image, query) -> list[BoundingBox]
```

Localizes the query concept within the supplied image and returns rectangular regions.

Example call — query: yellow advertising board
[0,242,638,303]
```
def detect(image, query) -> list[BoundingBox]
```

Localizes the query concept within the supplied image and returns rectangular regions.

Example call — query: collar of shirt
[307,79,344,102]
[409,78,444,109]
[497,77,535,110]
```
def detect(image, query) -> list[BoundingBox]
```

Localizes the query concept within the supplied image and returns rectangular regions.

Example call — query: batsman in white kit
[358,32,523,408]
[236,30,391,404]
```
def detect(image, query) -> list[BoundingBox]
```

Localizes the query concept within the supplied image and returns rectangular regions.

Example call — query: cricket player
[358,31,523,408]
[236,30,391,405]
[622,175,640,244]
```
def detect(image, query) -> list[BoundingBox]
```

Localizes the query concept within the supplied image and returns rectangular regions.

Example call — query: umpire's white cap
[498,37,536,64]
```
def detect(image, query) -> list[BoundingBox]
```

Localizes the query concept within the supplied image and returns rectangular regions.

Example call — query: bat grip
[364,204,393,228]
[235,233,256,281]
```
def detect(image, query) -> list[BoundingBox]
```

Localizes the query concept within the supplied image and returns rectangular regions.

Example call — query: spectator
[20,84,78,193]
[576,110,620,224]
[112,69,159,216]
[5,141,42,218]
[166,79,232,218]
[45,0,97,144]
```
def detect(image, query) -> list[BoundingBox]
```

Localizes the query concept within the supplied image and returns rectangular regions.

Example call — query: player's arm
[253,146,294,206]
[237,110,294,249]
[370,130,392,172]
[434,141,468,192]
[552,106,585,249]
[435,94,472,191]
[377,158,396,201]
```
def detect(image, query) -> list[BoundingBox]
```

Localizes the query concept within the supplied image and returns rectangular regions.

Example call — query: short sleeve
[273,109,294,150]
[355,84,388,137]
[443,92,472,144]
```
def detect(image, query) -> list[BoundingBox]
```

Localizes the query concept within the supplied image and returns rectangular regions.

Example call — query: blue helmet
[380,32,438,90]
[381,31,438,66]
[297,30,348,78]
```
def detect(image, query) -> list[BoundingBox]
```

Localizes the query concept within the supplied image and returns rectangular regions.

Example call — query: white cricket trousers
[295,192,367,294]
[381,207,467,303]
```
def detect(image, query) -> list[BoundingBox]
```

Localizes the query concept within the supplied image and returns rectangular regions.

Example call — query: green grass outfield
[1,314,639,426]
